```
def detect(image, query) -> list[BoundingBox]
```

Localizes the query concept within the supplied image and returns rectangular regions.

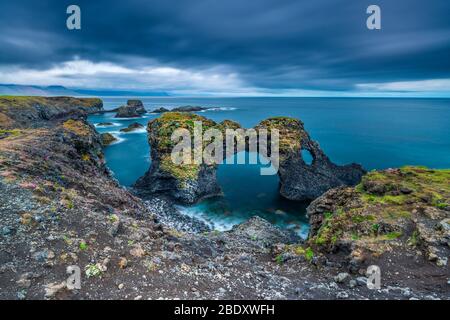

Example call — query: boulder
[120,122,144,133]
[115,100,146,118]
[100,133,117,146]
[151,107,170,113]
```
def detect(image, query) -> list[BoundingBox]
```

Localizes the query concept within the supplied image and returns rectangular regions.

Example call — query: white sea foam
[118,127,147,134]
[108,133,126,145]
[94,122,121,127]
[175,205,243,232]
[199,107,237,112]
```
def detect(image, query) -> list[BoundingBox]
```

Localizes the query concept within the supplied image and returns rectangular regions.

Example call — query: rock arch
[134,113,366,204]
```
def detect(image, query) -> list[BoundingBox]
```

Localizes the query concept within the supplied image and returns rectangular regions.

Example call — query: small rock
[334,272,349,283]
[118,257,128,269]
[130,244,146,257]
[16,273,32,288]
[356,276,368,286]
[118,283,124,290]
[349,280,357,288]
[44,282,66,299]
[1,226,12,236]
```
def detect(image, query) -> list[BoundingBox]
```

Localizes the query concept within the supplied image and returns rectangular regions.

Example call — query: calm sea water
[88,97,450,236]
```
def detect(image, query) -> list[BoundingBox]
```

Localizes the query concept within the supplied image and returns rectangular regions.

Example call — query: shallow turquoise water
[88,97,450,236]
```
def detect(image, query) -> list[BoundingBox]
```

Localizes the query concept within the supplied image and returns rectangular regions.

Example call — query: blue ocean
[88,97,450,237]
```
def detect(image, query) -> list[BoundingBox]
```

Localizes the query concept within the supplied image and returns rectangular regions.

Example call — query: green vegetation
[85,264,103,278]
[255,117,302,156]
[0,129,21,138]
[79,241,88,251]
[62,119,91,136]
[0,96,102,111]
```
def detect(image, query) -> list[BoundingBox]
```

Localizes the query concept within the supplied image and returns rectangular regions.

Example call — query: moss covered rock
[307,166,450,267]
[100,133,117,146]
[135,113,365,204]
[0,96,103,129]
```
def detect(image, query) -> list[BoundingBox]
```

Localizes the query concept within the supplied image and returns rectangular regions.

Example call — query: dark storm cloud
[0,0,449,92]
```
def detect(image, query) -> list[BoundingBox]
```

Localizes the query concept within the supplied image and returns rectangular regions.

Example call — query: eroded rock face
[100,132,117,146]
[255,117,365,201]
[135,113,365,204]
[115,100,146,118]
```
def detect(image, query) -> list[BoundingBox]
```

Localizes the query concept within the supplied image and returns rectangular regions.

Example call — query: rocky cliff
[115,100,146,118]
[0,96,102,129]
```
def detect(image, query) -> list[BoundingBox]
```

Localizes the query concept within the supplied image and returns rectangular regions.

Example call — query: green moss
[62,119,91,136]
[311,167,449,252]
[160,155,200,184]
[381,231,403,240]
[275,254,284,265]
[0,129,21,138]
[255,117,302,155]
[305,247,314,261]
[407,230,420,246]
[280,245,314,263]
[351,213,375,223]
[79,241,88,251]
[85,264,103,278]
[0,96,102,111]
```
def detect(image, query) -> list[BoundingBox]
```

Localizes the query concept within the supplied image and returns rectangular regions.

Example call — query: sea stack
[134,113,366,204]
[115,100,146,118]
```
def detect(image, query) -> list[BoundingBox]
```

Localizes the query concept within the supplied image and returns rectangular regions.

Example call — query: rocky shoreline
[0,96,448,300]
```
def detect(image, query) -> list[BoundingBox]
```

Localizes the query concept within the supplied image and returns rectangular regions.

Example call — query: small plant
[63,235,73,245]
[79,241,88,251]
[275,254,284,265]
[304,247,314,262]
[384,231,402,240]
[85,264,103,278]
[371,223,380,234]
[109,214,119,223]
[408,230,420,246]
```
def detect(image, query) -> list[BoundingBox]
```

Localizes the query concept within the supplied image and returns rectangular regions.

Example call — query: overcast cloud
[0,0,449,96]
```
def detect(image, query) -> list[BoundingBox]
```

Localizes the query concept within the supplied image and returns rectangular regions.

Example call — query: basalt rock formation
[134,113,366,204]
[134,113,237,203]
[0,96,103,129]
[115,100,146,118]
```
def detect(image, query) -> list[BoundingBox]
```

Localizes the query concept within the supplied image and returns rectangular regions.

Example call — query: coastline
[0,96,448,300]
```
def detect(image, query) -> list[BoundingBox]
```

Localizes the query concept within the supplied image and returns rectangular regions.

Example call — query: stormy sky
[0,0,449,96]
